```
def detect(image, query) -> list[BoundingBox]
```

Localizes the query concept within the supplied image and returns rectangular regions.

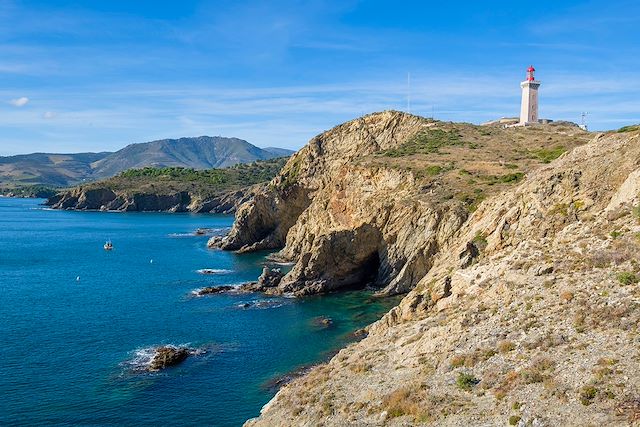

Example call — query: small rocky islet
[148,346,191,372]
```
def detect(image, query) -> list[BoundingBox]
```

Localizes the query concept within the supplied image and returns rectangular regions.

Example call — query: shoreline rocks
[238,267,284,293]
[193,285,237,296]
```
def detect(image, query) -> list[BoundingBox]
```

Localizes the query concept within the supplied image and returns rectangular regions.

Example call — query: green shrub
[472,232,488,251]
[509,415,522,425]
[481,173,524,185]
[617,125,640,133]
[616,271,638,285]
[456,372,480,391]
[531,147,566,163]
[425,165,444,176]
[579,385,598,405]
[380,129,463,157]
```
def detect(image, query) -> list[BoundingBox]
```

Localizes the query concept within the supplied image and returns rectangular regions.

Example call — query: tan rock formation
[246,127,640,426]
[212,111,589,297]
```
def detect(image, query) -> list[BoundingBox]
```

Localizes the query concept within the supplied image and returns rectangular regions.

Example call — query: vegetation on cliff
[108,157,288,196]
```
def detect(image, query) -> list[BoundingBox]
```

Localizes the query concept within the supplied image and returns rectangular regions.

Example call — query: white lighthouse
[519,65,540,125]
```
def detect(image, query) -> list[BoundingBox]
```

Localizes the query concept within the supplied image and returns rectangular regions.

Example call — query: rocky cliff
[245,124,640,425]
[46,185,255,213]
[212,111,590,296]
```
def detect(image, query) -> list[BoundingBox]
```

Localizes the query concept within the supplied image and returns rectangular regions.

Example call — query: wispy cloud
[9,96,29,107]
[0,0,638,155]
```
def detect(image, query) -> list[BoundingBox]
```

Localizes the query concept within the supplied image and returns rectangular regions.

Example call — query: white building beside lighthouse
[519,65,541,125]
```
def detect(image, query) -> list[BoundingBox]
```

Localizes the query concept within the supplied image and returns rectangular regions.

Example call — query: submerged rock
[235,299,287,310]
[345,327,368,341]
[262,365,315,393]
[195,227,214,235]
[148,346,190,371]
[310,316,334,328]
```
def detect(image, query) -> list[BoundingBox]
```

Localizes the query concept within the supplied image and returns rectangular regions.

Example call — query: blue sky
[0,0,638,155]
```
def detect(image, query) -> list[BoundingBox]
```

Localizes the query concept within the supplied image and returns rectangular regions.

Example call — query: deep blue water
[0,198,397,426]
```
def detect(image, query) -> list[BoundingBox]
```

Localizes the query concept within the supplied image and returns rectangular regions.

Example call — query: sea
[0,198,398,426]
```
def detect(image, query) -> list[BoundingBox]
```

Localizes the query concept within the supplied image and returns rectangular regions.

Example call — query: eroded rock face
[213,111,469,296]
[239,266,284,292]
[208,185,310,252]
[46,186,255,213]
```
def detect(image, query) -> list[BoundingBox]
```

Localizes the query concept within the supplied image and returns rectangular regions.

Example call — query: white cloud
[9,96,29,107]
[43,111,56,119]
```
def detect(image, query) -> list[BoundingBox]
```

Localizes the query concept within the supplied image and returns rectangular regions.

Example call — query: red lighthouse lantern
[526,65,536,81]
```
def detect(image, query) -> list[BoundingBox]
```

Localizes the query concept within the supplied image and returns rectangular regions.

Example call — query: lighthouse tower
[519,65,541,125]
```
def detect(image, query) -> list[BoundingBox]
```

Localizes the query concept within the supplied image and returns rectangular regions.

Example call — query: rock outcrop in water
[245,126,640,426]
[148,346,190,371]
[194,285,237,296]
[212,111,590,297]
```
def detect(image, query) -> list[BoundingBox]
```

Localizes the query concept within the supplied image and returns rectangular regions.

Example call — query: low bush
[456,372,480,391]
[617,271,638,285]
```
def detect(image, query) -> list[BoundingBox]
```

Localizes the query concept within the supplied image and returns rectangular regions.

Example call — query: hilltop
[0,136,293,189]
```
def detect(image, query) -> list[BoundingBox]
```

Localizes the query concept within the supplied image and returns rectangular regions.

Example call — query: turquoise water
[0,198,397,426]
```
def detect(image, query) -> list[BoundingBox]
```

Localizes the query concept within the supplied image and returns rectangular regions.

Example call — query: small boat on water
[104,240,113,251]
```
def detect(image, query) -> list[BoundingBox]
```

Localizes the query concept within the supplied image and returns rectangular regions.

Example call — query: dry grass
[381,385,430,421]
[364,121,590,210]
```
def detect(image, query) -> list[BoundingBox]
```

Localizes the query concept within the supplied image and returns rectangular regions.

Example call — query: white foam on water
[189,283,243,297]
[196,268,233,275]
[122,344,196,372]
[168,227,230,238]
[236,299,289,310]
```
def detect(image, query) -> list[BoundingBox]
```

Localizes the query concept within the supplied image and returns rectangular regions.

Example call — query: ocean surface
[0,198,398,426]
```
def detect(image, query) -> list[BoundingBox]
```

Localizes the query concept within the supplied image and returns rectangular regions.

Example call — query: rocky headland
[45,157,287,213]
[211,111,590,297]
[207,111,640,425]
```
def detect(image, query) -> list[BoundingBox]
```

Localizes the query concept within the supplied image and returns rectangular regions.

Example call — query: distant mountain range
[0,136,294,188]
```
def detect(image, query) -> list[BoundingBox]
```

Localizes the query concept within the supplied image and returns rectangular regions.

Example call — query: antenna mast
[580,112,589,130]
[407,72,411,114]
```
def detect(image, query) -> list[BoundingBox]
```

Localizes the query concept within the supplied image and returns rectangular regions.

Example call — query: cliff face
[247,128,640,426]
[212,111,590,296]
[46,186,256,213]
